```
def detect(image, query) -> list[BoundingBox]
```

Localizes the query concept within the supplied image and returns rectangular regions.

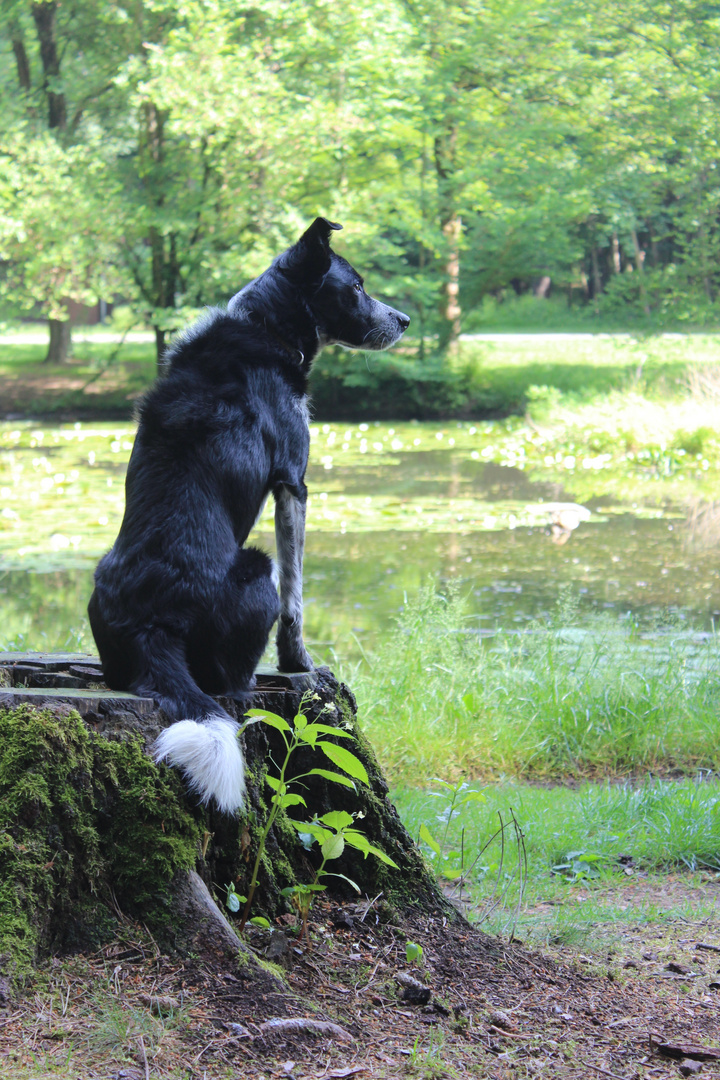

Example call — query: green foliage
[5,0,720,356]
[405,941,424,964]
[233,700,395,933]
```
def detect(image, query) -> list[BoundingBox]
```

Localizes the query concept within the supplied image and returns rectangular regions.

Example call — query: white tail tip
[153,716,246,814]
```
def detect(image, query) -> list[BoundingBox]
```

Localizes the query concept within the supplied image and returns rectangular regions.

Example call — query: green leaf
[406,942,423,964]
[318,742,369,784]
[245,709,291,732]
[310,723,354,739]
[306,768,356,789]
[277,792,306,808]
[419,823,442,857]
[297,723,319,746]
[250,916,271,928]
[319,810,355,831]
[364,843,399,868]
[292,821,331,844]
[321,832,345,861]
[343,829,371,855]
[342,830,399,867]
[264,774,282,792]
[458,790,486,807]
[319,872,360,893]
[293,712,308,731]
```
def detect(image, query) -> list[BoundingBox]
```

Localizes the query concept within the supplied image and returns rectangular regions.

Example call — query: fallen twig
[577,1059,628,1080]
[137,1034,150,1080]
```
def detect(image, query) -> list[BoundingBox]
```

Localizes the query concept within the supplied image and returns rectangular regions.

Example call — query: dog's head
[280,218,410,351]
[228,218,410,359]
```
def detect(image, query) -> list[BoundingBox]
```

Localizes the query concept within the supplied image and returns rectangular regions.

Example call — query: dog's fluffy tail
[153,716,245,814]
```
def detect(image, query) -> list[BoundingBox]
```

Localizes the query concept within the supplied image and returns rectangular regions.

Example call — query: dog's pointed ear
[300,217,343,248]
[279,217,343,280]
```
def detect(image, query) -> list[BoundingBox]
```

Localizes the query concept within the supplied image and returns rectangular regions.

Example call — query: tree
[0,0,130,362]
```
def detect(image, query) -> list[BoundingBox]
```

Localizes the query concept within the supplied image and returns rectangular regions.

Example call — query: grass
[350,585,720,944]
[393,772,720,946]
[349,585,720,785]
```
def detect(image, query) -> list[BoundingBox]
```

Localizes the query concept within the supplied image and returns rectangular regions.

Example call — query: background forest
[3,0,720,370]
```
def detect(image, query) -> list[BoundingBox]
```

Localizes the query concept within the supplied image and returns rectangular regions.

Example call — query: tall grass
[350,586,720,785]
[396,774,720,879]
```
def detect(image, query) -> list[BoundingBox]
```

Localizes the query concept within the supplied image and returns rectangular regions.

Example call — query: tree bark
[0,654,452,990]
[141,104,176,373]
[31,1,66,132]
[434,127,461,355]
[590,244,602,301]
[45,318,72,364]
[442,213,462,351]
[31,1,72,358]
[9,19,32,94]
[630,227,651,315]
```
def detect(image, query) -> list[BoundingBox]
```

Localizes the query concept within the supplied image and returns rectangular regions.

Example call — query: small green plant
[551,849,604,883]
[224,883,270,928]
[416,777,528,939]
[282,808,397,939]
[419,778,487,882]
[231,699,394,933]
[405,941,424,965]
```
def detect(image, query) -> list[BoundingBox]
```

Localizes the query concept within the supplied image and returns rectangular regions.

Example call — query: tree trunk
[155,327,167,372]
[0,654,452,992]
[630,227,651,315]
[31,1,66,131]
[590,244,602,301]
[45,318,72,363]
[434,126,461,355]
[441,213,462,352]
[9,19,32,94]
[142,104,175,375]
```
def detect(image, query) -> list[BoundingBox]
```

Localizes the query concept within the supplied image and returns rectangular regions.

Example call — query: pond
[1,419,720,658]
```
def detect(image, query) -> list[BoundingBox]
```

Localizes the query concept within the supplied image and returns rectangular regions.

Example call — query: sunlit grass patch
[393,774,720,945]
[350,585,720,784]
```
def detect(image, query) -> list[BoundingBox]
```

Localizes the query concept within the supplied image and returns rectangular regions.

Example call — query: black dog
[88,218,409,812]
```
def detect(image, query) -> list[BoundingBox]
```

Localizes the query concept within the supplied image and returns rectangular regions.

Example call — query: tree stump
[0,652,452,995]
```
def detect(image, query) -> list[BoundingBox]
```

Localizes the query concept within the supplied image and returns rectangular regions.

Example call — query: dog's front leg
[274,483,314,672]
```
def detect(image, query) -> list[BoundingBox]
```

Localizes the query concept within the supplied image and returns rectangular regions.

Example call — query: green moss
[0,706,202,984]
[94,736,201,909]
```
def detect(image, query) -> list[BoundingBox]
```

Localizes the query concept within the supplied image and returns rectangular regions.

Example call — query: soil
[1,879,718,1080]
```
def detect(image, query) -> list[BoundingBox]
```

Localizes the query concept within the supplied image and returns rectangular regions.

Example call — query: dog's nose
[396,312,410,331]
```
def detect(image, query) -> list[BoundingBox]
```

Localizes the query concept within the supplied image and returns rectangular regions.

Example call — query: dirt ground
[0,361,146,418]
[1,877,718,1080]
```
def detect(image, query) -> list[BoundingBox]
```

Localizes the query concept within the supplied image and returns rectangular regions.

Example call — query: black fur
[87,219,409,811]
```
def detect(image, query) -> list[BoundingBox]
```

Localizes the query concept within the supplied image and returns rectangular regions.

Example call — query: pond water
[1,419,720,657]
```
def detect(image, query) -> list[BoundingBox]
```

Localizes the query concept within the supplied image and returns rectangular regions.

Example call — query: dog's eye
[353,281,363,292]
